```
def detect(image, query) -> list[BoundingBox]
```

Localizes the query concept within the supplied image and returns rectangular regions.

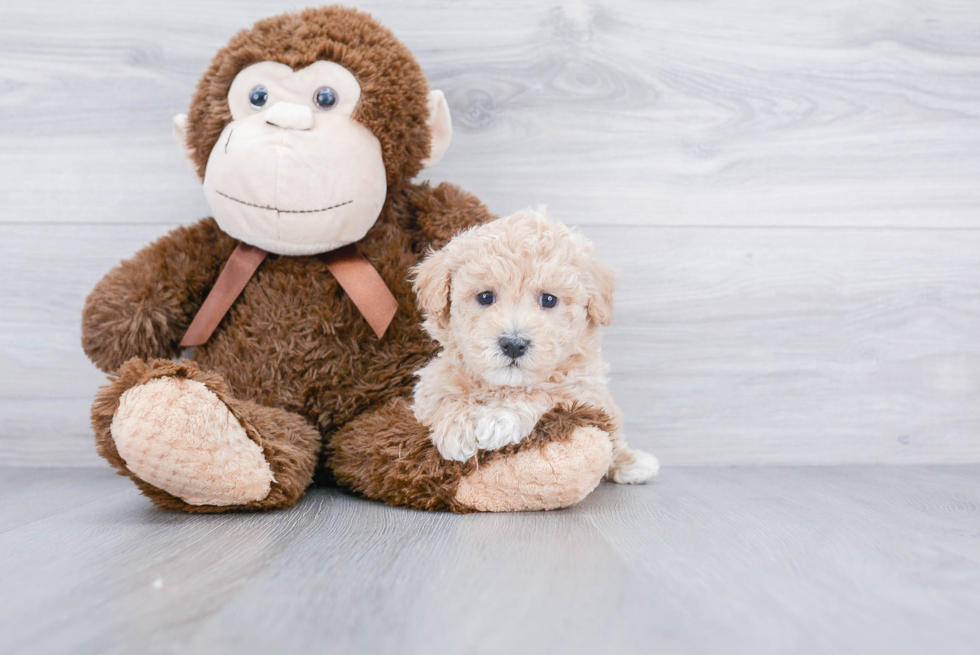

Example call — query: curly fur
[412,208,659,482]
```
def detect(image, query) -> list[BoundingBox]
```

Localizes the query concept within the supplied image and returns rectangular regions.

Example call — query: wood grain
[0,465,977,654]
[1,0,978,467]
[0,0,978,227]
[2,224,978,466]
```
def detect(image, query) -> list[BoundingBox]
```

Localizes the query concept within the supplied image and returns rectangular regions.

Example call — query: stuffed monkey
[82,6,614,513]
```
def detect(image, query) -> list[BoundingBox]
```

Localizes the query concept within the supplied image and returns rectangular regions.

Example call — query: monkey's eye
[539,293,558,309]
[476,291,495,306]
[249,85,269,109]
[313,86,338,110]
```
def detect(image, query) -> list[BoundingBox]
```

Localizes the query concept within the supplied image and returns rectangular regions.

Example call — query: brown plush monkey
[82,6,614,513]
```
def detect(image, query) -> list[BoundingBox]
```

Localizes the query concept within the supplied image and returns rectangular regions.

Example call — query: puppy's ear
[412,248,453,329]
[587,260,616,326]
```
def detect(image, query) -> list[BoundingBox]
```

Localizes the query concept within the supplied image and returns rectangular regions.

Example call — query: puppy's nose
[499,336,529,360]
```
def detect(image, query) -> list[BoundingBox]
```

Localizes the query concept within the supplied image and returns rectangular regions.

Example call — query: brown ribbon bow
[180,242,398,347]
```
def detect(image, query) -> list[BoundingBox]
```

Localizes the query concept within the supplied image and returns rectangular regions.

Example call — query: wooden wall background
[1,0,978,467]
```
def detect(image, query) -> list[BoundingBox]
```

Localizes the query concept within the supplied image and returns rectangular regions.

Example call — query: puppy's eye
[249,85,269,109]
[476,291,495,306]
[539,293,558,309]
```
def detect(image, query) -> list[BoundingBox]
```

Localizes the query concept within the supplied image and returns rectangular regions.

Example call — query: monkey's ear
[412,248,453,332]
[172,114,200,177]
[587,260,616,327]
[420,90,452,169]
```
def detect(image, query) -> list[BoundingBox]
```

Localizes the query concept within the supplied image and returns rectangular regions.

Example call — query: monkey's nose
[264,102,314,130]
[499,336,529,360]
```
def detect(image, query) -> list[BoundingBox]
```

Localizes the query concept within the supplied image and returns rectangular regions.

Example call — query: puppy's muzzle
[499,335,529,360]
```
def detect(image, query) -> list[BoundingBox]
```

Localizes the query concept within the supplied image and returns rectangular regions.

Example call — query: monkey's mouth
[216,190,353,214]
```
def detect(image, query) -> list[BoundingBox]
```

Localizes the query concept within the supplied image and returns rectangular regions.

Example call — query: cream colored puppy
[411,207,658,484]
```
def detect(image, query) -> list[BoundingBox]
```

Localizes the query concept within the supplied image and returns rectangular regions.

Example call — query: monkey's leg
[328,399,614,513]
[91,358,320,513]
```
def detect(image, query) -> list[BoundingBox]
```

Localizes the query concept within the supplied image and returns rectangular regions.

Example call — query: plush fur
[82,7,617,513]
[329,399,616,512]
[412,208,659,483]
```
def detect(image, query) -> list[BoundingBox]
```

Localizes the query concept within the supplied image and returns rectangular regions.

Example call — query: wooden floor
[1,465,977,655]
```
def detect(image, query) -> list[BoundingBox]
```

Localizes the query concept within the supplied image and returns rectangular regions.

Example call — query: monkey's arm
[405,182,497,250]
[81,217,237,373]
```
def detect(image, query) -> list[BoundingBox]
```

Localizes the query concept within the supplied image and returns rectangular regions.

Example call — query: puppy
[411,207,658,484]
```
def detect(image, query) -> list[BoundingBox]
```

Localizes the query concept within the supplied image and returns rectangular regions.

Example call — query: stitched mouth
[216,190,353,214]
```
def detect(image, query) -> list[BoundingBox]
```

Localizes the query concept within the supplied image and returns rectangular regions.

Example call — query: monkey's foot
[108,373,273,507]
[330,400,615,513]
[455,425,612,512]
[92,359,320,512]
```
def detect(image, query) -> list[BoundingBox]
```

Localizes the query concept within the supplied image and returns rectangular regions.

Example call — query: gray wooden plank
[0,224,157,406]
[1,0,979,227]
[0,400,102,467]
[2,223,978,466]
[588,226,980,465]
[583,466,980,654]
[0,468,329,655]
[0,465,977,655]
[0,466,123,534]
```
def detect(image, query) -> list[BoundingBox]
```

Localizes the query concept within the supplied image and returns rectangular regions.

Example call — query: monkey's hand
[81,218,236,373]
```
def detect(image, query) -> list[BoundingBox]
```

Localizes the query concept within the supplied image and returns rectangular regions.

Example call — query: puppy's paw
[435,435,478,462]
[475,410,524,452]
[608,449,659,484]
[429,421,479,462]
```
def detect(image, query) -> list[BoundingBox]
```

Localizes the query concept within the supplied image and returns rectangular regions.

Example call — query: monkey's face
[175,8,453,256]
[200,61,388,256]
